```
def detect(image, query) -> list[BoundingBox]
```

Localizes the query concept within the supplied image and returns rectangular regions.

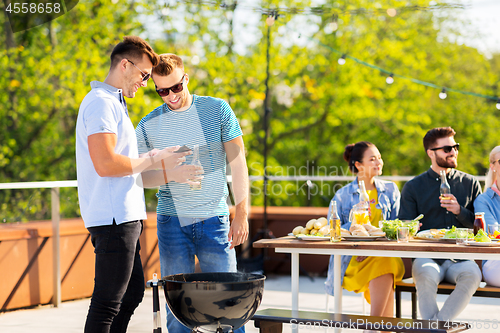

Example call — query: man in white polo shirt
[76,36,199,333]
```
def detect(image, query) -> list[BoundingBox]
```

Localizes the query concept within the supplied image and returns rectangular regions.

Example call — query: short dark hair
[110,36,159,68]
[152,53,184,77]
[423,127,456,151]
[344,141,375,174]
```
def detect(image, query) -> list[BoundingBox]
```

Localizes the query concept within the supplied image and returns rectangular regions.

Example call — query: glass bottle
[473,212,486,235]
[439,170,451,200]
[329,200,341,242]
[358,180,371,218]
[189,144,202,190]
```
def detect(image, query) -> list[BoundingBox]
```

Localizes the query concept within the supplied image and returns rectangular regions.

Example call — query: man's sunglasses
[126,59,150,81]
[155,74,186,97]
[430,143,460,153]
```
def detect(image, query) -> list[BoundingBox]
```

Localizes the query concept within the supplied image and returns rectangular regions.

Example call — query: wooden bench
[395,280,500,319]
[252,308,469,333]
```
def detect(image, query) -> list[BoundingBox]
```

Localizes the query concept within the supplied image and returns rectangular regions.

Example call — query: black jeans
[84,220,145,333]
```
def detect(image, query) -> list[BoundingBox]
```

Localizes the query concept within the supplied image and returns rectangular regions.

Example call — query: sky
[457,0,500,57]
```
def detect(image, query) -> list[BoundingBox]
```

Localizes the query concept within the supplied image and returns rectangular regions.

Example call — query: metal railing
[0,174,487,307]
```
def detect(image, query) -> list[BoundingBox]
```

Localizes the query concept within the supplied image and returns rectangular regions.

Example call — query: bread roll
[340,228,351,237]
[318,225,330,236]
[370,230,386,237]
[363,223,378,232]
[310,228,318,236]
[306,219,317,230]
[314,217,328,229]
[350,224,370,236]
[292,226,305,236]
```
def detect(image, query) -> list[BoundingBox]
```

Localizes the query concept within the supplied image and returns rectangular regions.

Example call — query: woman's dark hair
[344,141,375,174]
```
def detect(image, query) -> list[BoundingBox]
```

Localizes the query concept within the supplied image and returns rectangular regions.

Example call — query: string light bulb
[497,99,500,110]
[386,74,394,84]
[338,55,346,65]
[266,14,276,26]
[439,88,447,100]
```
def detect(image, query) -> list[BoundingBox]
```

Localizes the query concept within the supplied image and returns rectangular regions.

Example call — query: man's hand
[440,194,461,215]
[166,165,204,184]
[228,215,249,250]
[153,146,192,170]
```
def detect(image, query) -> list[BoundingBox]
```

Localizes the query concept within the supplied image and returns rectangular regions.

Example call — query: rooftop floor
[1,275,499,332]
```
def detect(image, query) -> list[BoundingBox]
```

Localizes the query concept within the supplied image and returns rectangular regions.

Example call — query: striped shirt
[135,95,243,218]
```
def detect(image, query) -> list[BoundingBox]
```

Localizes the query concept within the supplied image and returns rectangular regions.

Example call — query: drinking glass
[397,227,410,243]
[456,228,469,245]
[488,223,499,236]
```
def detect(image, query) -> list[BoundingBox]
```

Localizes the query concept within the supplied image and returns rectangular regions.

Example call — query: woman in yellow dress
[325,141,404,317]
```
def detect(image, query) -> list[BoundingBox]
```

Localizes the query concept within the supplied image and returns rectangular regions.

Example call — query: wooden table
[254,236,500,314]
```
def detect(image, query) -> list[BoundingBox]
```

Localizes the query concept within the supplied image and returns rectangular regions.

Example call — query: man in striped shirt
[136,53,249,333]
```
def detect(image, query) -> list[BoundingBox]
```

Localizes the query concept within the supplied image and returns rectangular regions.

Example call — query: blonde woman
[474,146,500,287]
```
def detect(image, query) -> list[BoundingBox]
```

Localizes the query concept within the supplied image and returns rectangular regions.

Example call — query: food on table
[444,226,457,239]
[363,224,386,237]
[490,230,500,239]
[340,228,351,237]
[314,217,328,230]
[291,218,385,238]
[474,229,492,243]
[317,225,330,236]
[306,219,317,231]
[381,219,419,240]
[292,226,306,236]
[291,217,330,237]
[350,224,370,237]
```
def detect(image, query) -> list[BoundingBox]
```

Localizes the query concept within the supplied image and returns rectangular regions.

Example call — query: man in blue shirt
[76,38,195,333]
[136,53,249,333]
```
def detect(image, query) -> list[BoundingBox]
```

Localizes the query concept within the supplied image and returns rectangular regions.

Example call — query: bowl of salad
[381,219,419,240]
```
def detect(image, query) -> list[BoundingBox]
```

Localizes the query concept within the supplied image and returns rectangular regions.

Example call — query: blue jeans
[157,215,244,333]
[412,258,481,320]
[85,220,144,333]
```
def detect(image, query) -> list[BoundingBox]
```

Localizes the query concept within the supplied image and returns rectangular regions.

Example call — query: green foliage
[1,0,499,222]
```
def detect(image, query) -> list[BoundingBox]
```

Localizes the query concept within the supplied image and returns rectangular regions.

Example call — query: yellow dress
[342,189,405,304]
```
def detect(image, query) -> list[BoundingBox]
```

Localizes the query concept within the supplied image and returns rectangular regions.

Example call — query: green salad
[474,229,491,243]
[381,219,419,240]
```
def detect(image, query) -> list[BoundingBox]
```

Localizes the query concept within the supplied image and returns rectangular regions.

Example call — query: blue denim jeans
[85,220,144,333]
[157,214,244,333]
[412,258,481,320]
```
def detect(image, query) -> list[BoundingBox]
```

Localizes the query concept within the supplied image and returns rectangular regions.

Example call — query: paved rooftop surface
[1,275,499,333]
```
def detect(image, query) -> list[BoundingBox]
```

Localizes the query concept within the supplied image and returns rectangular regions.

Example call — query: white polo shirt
[76,81,147,228]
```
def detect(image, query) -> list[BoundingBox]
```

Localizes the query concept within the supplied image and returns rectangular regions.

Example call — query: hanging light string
[308,36,499,105]
[172,0,468,16]
[162,0,499,108]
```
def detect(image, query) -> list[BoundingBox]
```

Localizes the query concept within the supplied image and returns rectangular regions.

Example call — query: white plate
[415,230,457,242]
[342,235,385,241]
[296,235,329,241]
[288,233,330,241]
[465,241,500,247]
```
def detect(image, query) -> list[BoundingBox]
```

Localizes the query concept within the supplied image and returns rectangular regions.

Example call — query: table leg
[333,254,342,313]
[291,252,299,333]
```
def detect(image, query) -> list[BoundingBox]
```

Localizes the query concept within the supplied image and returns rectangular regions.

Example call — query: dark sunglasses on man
[430,143,460,154]
[155,74,186,97]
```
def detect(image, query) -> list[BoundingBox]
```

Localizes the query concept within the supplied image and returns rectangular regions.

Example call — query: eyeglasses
[430,143,460,153]
[155,74,186,97]
[126,59,150,81]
